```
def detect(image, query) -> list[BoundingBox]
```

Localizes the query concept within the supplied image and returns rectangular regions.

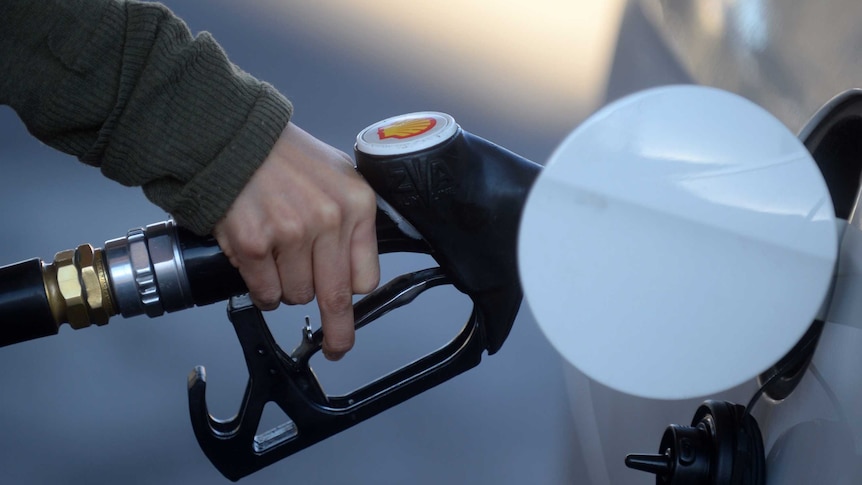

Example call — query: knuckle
[349,184,377,215]
[318,289,354,317]
[274,218,305,243]
[316,201,342,229]
[234,237,270,260]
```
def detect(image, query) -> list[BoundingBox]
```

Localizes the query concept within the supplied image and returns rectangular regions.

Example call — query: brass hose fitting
[42,244,117,329]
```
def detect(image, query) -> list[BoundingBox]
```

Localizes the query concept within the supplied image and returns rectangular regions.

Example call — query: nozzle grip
[174,207,430,308]
[356,130,541,352]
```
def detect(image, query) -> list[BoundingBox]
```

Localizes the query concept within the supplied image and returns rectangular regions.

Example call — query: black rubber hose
[0,258,58,347]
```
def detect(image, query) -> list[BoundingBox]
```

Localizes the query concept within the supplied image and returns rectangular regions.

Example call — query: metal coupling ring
[145,220,193,313]
[105,227,164,318]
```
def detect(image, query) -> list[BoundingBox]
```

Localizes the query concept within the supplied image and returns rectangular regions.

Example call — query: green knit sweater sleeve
[0,0,292,235]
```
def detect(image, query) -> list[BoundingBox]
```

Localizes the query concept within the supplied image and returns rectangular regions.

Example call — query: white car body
[555,1,862,482]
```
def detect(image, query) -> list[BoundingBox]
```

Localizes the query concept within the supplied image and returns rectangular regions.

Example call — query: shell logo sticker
[377,117,437,140]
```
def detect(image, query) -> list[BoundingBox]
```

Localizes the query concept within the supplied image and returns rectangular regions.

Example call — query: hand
[213,122,380,361]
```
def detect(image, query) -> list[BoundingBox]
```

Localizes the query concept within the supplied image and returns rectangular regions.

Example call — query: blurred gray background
[0,1,688,483]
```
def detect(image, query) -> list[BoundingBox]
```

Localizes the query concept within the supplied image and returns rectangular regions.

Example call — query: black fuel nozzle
[187,112,540,480]
[354,112,540,353]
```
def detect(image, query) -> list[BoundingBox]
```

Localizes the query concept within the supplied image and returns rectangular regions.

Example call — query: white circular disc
[355,112,459,156]
[519,85,838,399]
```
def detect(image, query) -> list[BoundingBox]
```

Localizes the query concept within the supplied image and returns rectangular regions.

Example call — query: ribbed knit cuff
[144,84,292,235]
[94,2,295,236]
[1,0,294,236]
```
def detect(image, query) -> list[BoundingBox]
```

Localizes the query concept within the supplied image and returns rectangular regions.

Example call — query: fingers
[273,219,315,305]
[342,177,380,294]
[350,214,380,294]
[311,180,378,361]
[214,215,284,311]
[212,121,380,362]
[237,248,283,311]
[312,219,355,361]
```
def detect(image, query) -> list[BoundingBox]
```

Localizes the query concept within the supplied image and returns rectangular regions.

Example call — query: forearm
[0,0,292,234]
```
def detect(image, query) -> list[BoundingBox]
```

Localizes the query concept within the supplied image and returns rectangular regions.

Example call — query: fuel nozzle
[355,112,540,353]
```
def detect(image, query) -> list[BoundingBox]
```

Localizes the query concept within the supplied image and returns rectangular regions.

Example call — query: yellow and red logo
[377,117,437,140]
